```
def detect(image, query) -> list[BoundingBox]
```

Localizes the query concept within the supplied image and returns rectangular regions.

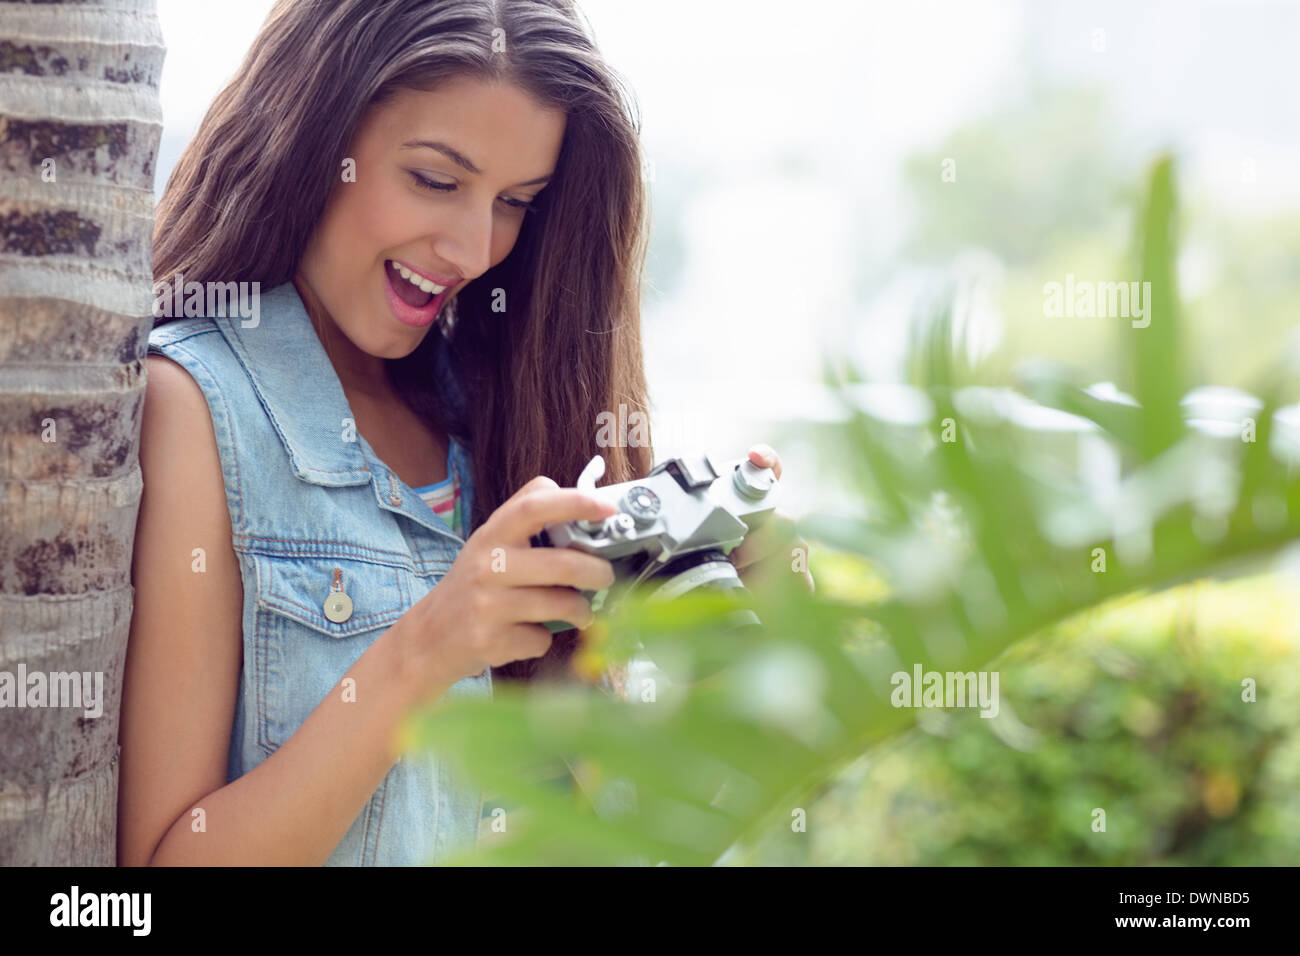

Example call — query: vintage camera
[530,452,780,633]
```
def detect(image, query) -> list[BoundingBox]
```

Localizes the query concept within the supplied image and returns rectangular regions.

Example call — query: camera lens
[646,548,761,631]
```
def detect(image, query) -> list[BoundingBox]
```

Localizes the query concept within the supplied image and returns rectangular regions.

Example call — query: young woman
[119,0,798,866]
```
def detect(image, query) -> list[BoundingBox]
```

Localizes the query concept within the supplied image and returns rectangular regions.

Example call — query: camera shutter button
[606,513,637,539]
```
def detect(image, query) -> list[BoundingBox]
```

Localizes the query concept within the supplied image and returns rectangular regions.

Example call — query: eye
[500,196,539,214]
[408,170,455,192]
[407,171,539,214]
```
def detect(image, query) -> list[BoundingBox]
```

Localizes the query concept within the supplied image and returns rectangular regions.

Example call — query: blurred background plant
[752,572,1300,865]
[404,154,1300,865]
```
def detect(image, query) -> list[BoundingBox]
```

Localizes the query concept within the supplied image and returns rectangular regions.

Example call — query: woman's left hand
[727,443,815,593]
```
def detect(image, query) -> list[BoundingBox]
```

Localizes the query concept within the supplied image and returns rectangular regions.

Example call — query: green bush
[755,575,1300,865]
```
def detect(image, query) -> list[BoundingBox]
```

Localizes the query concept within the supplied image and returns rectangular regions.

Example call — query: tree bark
[0,0,163,865]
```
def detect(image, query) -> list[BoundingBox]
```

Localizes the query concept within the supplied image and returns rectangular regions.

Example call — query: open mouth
[383,258,452,327]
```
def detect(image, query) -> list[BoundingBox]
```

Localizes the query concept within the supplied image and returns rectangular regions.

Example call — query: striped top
[411,447,463,538]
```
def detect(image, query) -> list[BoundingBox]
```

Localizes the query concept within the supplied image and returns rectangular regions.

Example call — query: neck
[293,275,392,400]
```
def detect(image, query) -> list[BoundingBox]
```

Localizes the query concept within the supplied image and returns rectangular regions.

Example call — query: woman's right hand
[397,476,619,694]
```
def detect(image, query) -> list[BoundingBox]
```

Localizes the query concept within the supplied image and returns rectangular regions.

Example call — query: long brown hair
[154,0,654,682]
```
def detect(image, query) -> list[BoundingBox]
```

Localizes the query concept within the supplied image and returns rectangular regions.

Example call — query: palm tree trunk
[0,0,163,865]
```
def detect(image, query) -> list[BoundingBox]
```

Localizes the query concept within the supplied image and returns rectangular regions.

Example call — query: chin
[374,332,425,360]
[392,320,437,350]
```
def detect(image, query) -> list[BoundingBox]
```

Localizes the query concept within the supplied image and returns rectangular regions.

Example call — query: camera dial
[621,485,661,526]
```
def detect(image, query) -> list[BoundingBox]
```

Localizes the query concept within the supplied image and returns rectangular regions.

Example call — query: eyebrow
[400,139,553,186]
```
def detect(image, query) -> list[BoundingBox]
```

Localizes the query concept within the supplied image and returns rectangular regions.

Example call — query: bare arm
[118,355,447,866]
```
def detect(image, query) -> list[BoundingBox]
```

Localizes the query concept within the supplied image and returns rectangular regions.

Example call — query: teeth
[390,260,446,296]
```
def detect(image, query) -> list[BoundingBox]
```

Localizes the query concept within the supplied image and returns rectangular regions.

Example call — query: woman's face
[296,75,566,368]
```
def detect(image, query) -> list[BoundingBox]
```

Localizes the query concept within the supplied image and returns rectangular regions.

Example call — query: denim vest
[146,282,491,865]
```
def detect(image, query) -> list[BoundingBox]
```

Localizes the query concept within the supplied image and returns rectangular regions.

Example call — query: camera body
[530,452,781,632]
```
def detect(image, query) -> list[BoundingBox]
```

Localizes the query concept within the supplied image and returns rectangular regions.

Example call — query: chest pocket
[249,550,411,752]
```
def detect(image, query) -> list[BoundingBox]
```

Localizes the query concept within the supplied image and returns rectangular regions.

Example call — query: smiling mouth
[382,258,458,328]
[385,259,438,308]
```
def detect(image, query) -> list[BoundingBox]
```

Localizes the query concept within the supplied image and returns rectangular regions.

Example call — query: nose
[432,200,494,282]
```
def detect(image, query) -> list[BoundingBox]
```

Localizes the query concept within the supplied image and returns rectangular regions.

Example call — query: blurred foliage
[901,87,1135,267]
[752,568,1300,865]
[898,84,1300,403]
[403,154,1300,865]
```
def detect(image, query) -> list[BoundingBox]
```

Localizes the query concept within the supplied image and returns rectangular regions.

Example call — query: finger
[493,546,616,592]
[747,444,782,481]
[500,623,555,664]
[493,488,618,547]
[729,522,776,571]
[738,553,815,593]
[502,474,559,506]
[731,511,801,570]
[732,514,784,570]
[729,542,752,570]
[503,585,598,630]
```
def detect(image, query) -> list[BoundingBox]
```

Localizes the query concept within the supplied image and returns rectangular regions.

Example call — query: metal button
[323,567,354,623]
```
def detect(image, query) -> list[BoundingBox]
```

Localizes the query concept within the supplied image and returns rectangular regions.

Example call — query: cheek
[348,177,423,259]
[305,192,367,288]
